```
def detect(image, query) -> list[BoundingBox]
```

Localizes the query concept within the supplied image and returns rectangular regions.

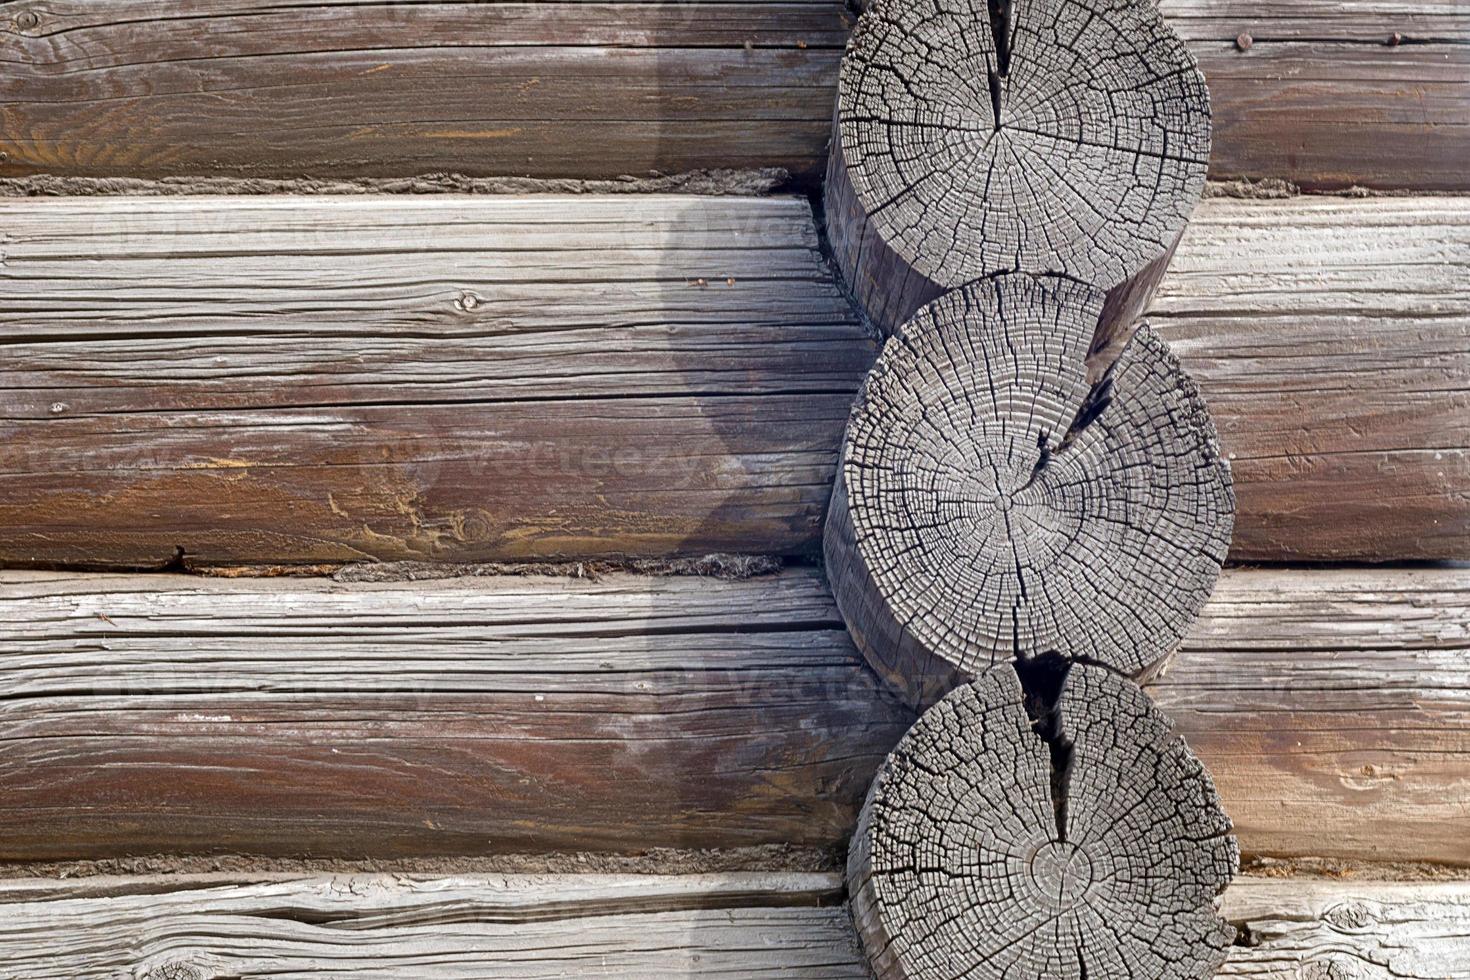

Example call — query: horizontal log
[0,567,910,860]
[0,194,875,566]
[2,872,1466,978]
[0,0,852,182]
[2,193,1464,566]
[1150,195,1470,562]
[1161,0,1470,191]
[1153,567,1470,867]
[0,1,1463,189]
[0,872,867,978]
[1220,878,1470,979]
[0,566,1465,864]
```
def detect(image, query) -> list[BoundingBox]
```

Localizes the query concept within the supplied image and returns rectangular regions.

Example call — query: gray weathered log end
[824,278,1233,707]
[849,660,1238,980]
[824,0,1210,343]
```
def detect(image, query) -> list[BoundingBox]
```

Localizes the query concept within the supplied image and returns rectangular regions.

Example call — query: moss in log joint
[848,661,1238,980]
[825,0,1210,345]
[824,277,1233,708]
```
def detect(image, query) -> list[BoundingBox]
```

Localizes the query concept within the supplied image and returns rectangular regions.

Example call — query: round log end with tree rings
[848,658,1238,980]
[824,276,1233,708]
[825,0,1210,335]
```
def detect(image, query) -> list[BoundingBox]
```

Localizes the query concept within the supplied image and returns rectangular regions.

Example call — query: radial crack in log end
[848,662,1238,980]
[825,0,1209,335]
[824,277,1234,708]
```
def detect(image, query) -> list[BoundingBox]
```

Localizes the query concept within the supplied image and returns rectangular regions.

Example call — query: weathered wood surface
[0,0,853,182]
[1153,567,1470,867]
[825,283,1233,707]
[0,567,911,860]
[0,872,867,979]
[849,661,1236,980]
[825,0,1208,336]
[1161,0,1470,191]
[1220,878,1470,979]
[1,873,1465,978]
[1150,195,1470,562]
[0,1,1462,189]
[0,194,875,567]
[0,566,1464,864]
[1,194,1464,566]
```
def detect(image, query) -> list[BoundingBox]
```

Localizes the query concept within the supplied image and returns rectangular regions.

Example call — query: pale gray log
[825,0,1209,334]
[825,276,1233,706]
[0,872,864,979]
[848,662,1237,980]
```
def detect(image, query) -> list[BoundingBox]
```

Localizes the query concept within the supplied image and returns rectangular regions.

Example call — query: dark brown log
[824,278,1233,707]
[824,0,1209,335]
[0,567,911,861]
[0,566,1463,864]
[1154,566,1470,868]
[1162,0,1470,192]
[0,0,852,182]
[0,194,874,568]
[1151,194,1470,562]
[0,194,1461,567]
[849,660,1237,980]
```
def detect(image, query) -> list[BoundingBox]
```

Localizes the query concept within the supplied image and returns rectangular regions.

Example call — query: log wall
[2,872,1466,979]
[2,566,1464,864]
[0,1,1464,189]
[3,194,1465,566]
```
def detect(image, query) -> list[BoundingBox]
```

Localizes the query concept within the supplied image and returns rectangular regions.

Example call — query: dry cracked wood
[1220,878,1470,979]
[0,872,866,979]
[849,660,1237,980]
[0,567,911,860]
[0,871,1464,979]
[825,0,1209,334]
[0,194,875,568]
[825,278,1233,707]
[0,0,853,181]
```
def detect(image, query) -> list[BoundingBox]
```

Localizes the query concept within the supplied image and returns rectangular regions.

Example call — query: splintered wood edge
[825,277,1233,706]
[849,660,1237,980]
[832,0,1210,291]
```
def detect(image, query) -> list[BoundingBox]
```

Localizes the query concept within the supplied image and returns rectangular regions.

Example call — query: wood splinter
[824,277,1234,708]
[825,0,1210,355]
[849,658,1238,980]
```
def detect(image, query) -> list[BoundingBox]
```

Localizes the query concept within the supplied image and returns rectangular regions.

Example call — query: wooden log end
[825,0,1210,333]
[825,277,1233,707]
[849,659,1238,980]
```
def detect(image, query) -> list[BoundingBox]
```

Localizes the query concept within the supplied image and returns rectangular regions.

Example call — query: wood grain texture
[824,282,1233,708]
[1,873,1465,978]
[0,872,867,979]
[1220,878,1470,979]
[1161,0,1470,191]
[0,567,912,861]
[1150,195,1470,562]
[0,1,1463,189]
[825,0,1208,335]
[0,194,876,567]
[0,0,853,181]
[848,662,1236,980]
[0,566,1464,864]
[1,193,1465,566]
[1152,567,1470,867]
